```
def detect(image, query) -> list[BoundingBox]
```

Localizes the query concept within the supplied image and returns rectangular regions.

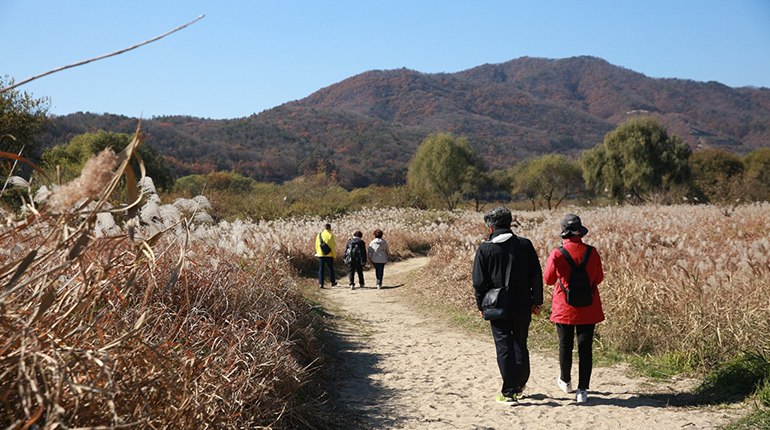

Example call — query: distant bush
[174,171,254,195]
[167,173,443,222]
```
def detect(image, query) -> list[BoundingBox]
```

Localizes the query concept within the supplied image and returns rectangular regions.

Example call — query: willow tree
[512,154,583,210]
[690,148,745,204]
[581,117,691,204]
[407,133,487,210]
[744,148,770,201]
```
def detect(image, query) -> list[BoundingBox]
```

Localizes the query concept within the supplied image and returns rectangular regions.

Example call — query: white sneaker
[557,377,574,394]
[350,284,355,290]
[576,389,588,403]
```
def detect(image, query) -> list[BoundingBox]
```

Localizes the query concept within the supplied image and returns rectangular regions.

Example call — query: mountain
[40,56,770,188]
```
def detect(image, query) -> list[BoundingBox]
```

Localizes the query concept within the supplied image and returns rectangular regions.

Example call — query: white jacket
[368,238,390,264]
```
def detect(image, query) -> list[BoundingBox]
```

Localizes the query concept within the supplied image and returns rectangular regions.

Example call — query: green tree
[205,171,254,192]
[581,117,691,204]
[0,75,50,159]
[461,153,491,212]
[174,174,207,196]
[508,160,538,210]
[690,149,746,204]
[513,155,583,210]
[744,148,770,201]
[42,131,173,191]
[407,133,487,210]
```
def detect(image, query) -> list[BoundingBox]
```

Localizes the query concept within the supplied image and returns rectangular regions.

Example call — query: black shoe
[331,281,338,287]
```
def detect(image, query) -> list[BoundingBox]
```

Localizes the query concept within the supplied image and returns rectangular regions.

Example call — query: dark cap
[560,213,588,238]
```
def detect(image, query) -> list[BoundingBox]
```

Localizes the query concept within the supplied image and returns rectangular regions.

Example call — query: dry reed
[412,204,770,368]
[1,135,321,429]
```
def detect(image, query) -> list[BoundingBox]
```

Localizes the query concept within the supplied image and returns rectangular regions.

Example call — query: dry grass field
[3,139,768,427]
[417,204,770,369]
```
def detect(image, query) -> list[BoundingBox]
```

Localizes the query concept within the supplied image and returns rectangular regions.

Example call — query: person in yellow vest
[315,223,337,288]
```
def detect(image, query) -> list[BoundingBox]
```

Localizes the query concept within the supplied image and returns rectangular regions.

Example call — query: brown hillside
[40,56,770,188]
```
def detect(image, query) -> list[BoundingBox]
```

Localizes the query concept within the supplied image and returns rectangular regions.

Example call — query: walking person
[344,230,367,290]
[472,206,543,405]
[315,223,337,288]
[544,214,604,403]
[367,229,390,289]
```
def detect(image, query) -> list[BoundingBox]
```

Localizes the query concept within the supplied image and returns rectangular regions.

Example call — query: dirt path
[319,258,742,429]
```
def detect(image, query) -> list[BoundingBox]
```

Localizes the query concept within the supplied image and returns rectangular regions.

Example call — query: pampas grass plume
[48,148,118,212]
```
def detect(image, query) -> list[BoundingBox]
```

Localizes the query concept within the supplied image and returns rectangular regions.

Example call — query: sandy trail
[320,257,741,429]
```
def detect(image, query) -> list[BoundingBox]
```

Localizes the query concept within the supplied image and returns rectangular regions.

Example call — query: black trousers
[490,310,532,397]
[318,257,335,286]
[347,262,364,286]
[556,323,595,390]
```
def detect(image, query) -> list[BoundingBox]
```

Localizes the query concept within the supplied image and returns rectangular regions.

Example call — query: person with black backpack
[544,214,604,404]
[343,230,367,290]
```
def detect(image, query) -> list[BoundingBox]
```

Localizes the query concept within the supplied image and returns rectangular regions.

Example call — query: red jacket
[544,238,605,325]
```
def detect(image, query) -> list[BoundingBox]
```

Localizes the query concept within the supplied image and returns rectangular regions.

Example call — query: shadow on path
[320,316,402,429]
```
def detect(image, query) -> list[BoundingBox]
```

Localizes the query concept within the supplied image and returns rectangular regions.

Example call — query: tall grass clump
[0,134,322,428]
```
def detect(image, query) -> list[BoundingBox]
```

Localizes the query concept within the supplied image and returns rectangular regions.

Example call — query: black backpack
[344,242,362,265]
[557,245,594,307]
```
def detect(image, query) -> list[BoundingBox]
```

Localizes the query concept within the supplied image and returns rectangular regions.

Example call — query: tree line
[407,119,770,212]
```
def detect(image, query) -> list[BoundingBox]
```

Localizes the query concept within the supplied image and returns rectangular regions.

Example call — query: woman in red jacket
[544,214,604,403]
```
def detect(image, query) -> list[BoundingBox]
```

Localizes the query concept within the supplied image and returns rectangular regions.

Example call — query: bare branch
[0,14,205,94]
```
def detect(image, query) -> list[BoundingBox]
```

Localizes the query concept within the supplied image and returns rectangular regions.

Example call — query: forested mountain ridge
[39,56,770,188]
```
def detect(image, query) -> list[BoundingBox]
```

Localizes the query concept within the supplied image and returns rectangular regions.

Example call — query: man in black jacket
[472,206,543,405]
[344,230,367,290]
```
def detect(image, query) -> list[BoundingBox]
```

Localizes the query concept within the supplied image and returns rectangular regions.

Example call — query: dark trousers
[556,323,595,390]
[490,310,532,396]
[318,257,335,286]
[372,263,385,286]
[347,262,364,286]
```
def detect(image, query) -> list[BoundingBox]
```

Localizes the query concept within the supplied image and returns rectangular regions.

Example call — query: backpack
[344,242,362,265]
[557,245,594,307]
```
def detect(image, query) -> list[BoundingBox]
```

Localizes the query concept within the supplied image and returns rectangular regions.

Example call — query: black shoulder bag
[318,232,332,255]
[481,248,514,321]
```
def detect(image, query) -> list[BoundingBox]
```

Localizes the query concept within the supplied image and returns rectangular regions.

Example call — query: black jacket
[344,237,367,265]
[472,229,543,312]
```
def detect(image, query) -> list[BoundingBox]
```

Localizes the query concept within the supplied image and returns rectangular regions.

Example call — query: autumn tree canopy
[407,133,487,210]
[511,154,583,210]
[581,118,691,203]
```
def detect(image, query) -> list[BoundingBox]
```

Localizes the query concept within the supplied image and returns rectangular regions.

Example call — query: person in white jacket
[367,229,390,289]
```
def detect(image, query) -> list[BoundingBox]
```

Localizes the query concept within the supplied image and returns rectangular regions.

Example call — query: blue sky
[2,1,769,120]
